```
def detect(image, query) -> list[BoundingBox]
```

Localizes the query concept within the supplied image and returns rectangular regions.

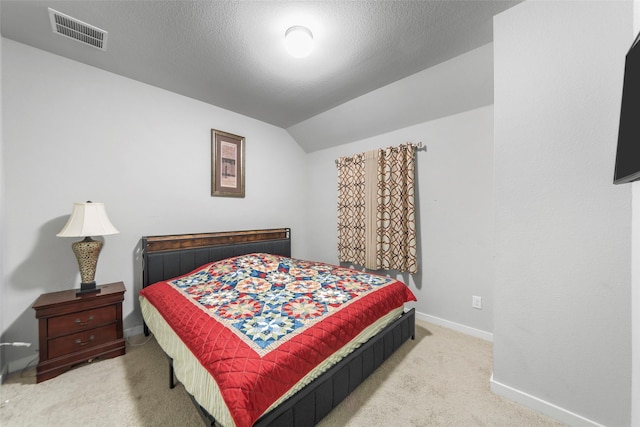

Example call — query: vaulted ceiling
[0,1,519,151]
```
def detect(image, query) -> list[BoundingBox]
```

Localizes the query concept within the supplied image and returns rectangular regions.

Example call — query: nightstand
[32,281,126,383]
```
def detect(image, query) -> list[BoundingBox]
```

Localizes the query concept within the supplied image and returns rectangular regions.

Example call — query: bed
[140,228,416,427]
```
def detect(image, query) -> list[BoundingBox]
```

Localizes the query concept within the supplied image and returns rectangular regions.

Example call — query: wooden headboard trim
[143,228,290,253]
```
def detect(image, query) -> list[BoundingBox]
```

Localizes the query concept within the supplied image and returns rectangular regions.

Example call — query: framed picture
[211,129,245,197]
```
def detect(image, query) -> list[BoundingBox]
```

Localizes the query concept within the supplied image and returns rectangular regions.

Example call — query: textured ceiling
[0,1,519,151]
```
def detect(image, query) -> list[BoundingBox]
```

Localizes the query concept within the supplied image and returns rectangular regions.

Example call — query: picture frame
[211,129,245,197]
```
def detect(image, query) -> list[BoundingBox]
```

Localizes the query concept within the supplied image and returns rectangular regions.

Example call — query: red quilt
[140,253,416,426]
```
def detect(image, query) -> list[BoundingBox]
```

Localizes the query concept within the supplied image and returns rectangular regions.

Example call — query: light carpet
[0,320,564,426]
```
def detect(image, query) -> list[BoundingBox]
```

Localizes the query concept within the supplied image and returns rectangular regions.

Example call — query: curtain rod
[335,141,425,165]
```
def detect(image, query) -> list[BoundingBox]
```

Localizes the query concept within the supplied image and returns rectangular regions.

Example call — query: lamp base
[76,281,101,296]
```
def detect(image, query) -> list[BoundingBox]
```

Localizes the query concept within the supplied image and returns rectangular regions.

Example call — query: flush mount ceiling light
[285,26,314,58]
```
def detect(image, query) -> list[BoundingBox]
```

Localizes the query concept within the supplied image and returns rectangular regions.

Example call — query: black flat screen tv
[613,31,640,184]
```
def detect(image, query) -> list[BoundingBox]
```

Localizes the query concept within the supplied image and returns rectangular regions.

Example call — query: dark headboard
[142,228,291,287]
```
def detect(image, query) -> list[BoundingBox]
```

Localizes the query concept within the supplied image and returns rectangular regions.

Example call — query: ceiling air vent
[48,8,108,51]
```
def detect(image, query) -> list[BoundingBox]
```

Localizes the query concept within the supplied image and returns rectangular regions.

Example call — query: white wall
[305,102,495,338]
[1,39,310,373]
[0,5,5,381]
[493,1,632,426]
[632,3,639,427]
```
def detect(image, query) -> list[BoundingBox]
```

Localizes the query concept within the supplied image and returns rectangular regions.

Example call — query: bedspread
[140,253,416,426]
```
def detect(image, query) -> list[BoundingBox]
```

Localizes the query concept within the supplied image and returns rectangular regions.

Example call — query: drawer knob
[75,315,94,326]
[75,335,95,346]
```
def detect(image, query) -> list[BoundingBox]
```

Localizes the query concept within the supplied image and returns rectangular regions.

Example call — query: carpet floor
[0,319,565,426]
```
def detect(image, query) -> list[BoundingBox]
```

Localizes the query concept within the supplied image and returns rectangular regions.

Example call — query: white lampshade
[57,202,119,237]
[285,26,314,58]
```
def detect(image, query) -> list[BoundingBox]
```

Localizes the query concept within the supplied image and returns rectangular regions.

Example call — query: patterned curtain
[336,153,366,267]
[336,143,418,274]
[375,144,417,273]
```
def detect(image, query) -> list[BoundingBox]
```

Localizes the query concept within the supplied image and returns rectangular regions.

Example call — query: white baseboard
[1,327,144,380]
[411,311,605,426]
[490,374,606,427]
[3,353,38,380]
[0,362,8,384]
[415,311,493,342]
[124,325,145,338]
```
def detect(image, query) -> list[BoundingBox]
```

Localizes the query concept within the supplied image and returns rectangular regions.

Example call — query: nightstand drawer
[48,305,116,337]
[48,324,118,359]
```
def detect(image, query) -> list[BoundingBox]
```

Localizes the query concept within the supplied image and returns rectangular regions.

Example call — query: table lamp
[57,201,119,295]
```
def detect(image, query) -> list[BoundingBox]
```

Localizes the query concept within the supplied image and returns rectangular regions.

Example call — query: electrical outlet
[472,296,482,309]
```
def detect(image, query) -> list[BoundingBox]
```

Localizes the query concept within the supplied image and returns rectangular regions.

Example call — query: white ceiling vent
[48,8,108,51]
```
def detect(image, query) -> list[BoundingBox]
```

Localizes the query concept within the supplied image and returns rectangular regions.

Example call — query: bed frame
[141,228,416,427]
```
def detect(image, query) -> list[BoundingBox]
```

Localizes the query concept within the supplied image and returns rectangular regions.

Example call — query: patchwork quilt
[140,253,416,426]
